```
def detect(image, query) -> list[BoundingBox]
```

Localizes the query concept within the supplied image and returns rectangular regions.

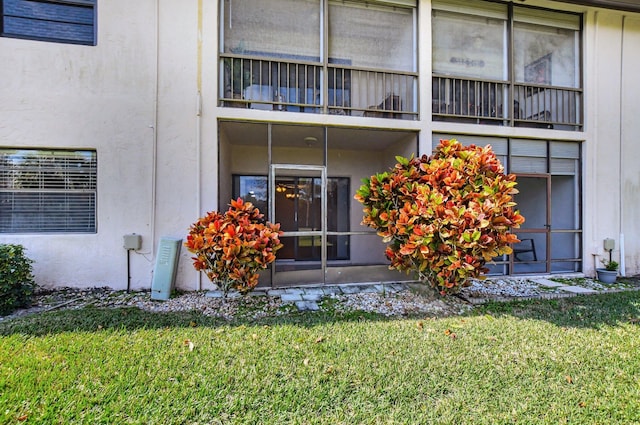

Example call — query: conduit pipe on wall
[619,15,626,277]
[620,233,626,276]
[148,0,160,290]
[196,91,202,291]
[195,0,204,291]
[591,11,599,276]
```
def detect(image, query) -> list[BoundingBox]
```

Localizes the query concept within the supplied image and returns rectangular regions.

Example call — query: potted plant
[596,259,619,284]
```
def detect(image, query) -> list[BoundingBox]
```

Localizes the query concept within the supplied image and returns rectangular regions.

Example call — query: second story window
[1,0,97,46]
[432,0,582,130]
[219,0,418,120]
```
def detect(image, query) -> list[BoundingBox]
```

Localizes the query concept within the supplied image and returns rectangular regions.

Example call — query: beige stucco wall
[619,16,640,274]
[2,0,640,291]
[0,1,158,289]
[586,11,640,275]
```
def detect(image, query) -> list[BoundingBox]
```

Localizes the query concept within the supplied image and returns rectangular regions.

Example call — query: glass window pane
[514,177,548,229]
[432,5,507,80]
[550,158,577,175]
[233,176,268,216]
[222,0,320,61]
[329,2,415,72]
[551,175,579,230]
[514,9,580,88]
[510,157,546,174]
[511,140,547,157]
[550,141,580,159]
[512,232,547,274]
[327,178,350,232]
[551,260,581,273]
[485,258,509,276]
[551,232,581,261]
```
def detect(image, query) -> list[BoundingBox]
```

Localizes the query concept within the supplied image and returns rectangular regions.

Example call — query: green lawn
[1,292,640,424]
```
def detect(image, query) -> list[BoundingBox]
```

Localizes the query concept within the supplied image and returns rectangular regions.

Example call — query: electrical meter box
[123,233,142,250]
[603,238,615,252]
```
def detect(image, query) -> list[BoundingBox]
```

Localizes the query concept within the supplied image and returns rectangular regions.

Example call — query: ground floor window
[433,134,582,275]
[0,148,97,233]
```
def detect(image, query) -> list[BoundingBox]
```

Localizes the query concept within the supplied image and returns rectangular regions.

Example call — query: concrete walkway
[206,276,637,312]
[207,282,409,311]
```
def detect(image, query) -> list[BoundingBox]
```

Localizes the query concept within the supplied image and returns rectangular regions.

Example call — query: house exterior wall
[619,16,640,273]
[1,0,639,291]
[0,1,158,289]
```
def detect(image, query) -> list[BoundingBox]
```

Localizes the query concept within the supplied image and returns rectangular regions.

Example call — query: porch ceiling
[219,121,416,152]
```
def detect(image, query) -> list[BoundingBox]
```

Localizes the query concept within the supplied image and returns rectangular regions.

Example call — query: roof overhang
[553,0,640,13]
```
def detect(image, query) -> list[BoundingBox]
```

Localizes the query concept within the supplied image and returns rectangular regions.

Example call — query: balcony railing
[432,76,507,124]
[432,75,583,131]
[513,84,582,130]
[220,54,418,120]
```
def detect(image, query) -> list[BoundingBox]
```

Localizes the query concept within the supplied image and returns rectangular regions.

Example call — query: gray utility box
[151,237,182,301]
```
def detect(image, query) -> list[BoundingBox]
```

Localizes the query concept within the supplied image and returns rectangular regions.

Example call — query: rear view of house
[1,0,639,291]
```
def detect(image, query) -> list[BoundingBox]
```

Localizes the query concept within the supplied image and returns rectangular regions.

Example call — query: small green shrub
[0,244,36,315]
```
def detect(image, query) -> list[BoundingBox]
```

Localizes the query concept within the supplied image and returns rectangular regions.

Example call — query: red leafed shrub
[185,198,283,296]
[355,139,525,295]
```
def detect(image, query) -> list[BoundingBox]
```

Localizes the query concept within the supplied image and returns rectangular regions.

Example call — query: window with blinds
[0,149,97,233]
[1,0,96,46]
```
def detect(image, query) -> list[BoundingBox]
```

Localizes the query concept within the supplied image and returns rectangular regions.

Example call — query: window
[0,149,97,233]
[1,0,96,46]
[432,0,582,130]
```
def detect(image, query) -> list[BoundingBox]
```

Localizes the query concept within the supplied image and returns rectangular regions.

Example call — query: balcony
[220,54,418,120]
[432,75,583,131]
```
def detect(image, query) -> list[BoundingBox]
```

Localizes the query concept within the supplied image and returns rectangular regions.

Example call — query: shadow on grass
[2,290,640,337]
[472,290,640,329]
[0,303,394,337]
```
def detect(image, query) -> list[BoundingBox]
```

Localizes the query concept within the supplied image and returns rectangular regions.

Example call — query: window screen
[1,0,96,45]
[0,149,97,233]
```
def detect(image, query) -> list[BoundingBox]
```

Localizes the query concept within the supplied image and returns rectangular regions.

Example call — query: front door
[270,164,326,286]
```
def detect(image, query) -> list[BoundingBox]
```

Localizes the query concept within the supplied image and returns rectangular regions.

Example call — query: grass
[1,292,640,424]
[550,276,640,290]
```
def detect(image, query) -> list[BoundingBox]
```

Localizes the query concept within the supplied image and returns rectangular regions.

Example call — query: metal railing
[432,75,583,130]
[432,76,507,124]
[220,54,418,120]
[513,84,582,130]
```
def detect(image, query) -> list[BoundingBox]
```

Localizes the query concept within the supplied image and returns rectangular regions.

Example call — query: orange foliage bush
[355,139,525,295]
[185,198,282,295]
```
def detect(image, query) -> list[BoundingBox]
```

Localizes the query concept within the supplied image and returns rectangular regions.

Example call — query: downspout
[196,0,204,290]
[150,0,160,286]
[590,11,599,274]
[619,15,626,276]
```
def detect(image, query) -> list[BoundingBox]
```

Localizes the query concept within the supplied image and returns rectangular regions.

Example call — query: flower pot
[596,268,617,284]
